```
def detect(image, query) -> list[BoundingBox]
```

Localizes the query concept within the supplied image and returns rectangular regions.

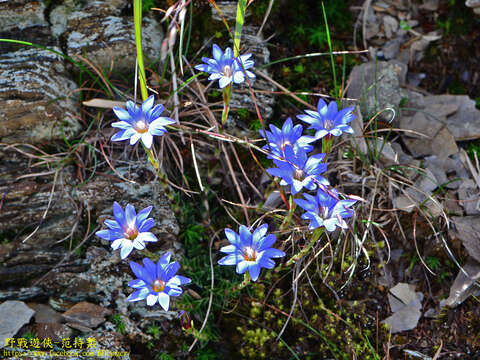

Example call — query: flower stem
[239,272,251,289]
[221,84,232,126]
[322,135,333,158]
[133,0,148,101]
[280,195,296,231]
[286,227,324,266]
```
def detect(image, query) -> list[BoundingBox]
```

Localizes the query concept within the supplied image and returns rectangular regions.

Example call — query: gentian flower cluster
[297,99,355,140]
[96,203,190,311]
[195,44,255,88]
[218,224,285,282]
[127,253,191,311]
[295,189,356,231]
[95,202,158,259]
[259,117,313,160]
[111,95,175,149]
[261,99,357,232]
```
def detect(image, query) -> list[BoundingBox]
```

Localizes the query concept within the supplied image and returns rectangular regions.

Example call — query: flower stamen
[152,279,165,293]
[243,246,257,261]
[134,120,148,133]
[124,226,138,240]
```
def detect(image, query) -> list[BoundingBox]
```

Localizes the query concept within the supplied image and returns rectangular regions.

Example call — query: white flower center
[135,120,148,133]
[152,279,165,293]
[223,65,232,78]
[293,169,306,181]
[281,140,291,151]
[124,226,138,240]
[324,118,333,130]
[243,246,257,261]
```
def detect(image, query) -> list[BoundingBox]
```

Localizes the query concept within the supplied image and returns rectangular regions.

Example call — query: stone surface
[0,48,81,144]
[452,216,480,263]
[458,179,480,215]
[0,156,179,297]
[51,0,162,73]
[32,322,73,342]
[347,60,409,121]
[442,259,480,308]
[424,95,480,141]
[0,301,35,348]
[0,0,54,52]
[383,283,423,333]
[210,2,275,121]
[27,303,63,324]
[62,301,111,329]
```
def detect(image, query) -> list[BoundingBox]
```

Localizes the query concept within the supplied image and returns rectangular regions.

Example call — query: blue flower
[195,44,255,88]
[259,117,314,160]
[95,202,158,259]
[127,253,191,311]
[111,95,175,149]
[297,99,355,140]
[218,224,285,282]
[295,189,356,231]
[266,145,329,195]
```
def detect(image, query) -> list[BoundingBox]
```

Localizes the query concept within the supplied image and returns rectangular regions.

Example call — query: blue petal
[142,258,157,277]
[142,95,155,114]
[136,232,158,243]
[125,204,137,226]
[252,224,269,247]
[127,288,149,302]
[139,218,154,232]
[262,248,286,258]
[136,206,152,224]
[95,229,123,241]
[248,263,261,282]
[236,261,249,274]
[104,219,122,230]
[113,107,131,122]
[157,293,170,311]
[113,202,127,229]
[165,285,182,297]
[212,44,222,60]
[219,244,239,254]
[128,279,146,288]
[163,261,180,282]
[239,225,252,247]
[130,261,154,283]
[257,234,277,252]
[111,121,133,130]
[218,253,242,265]
[224,228,241,247]
[169,275,191,286]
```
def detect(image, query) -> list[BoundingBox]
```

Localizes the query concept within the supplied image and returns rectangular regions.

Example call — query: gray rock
[441,259,480,307]
[458,179,480,215]
[347,60,408,121]
[382,37,403,60]
[452,216,480,263]
[210,2,275,120]
[0,0,54,52]
[400,111,445,139]
[0,48,81,144]
[383,16,399,39]
[0,301,35,348]
[0,0,47,30]
[0,287,46,301]
[383,282,423,333]
[28,303,63,324]
[403,126,458,158]
[51,1,163,74]
[424,95,480,141]
[62,301,111,328]
[32,322,74,342]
